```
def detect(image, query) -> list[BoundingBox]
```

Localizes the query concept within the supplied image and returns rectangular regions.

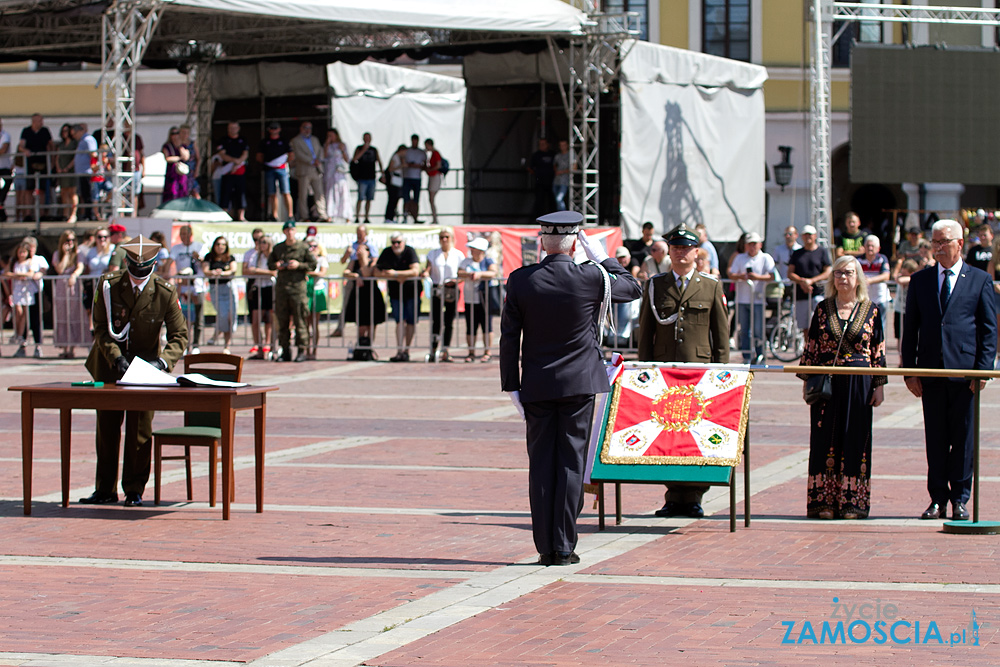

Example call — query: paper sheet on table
[176,373,247,388]
[118,356,178,386]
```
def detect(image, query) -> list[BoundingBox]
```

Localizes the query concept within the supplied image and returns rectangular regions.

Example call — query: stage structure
[0,0,638,225]
[811,1,1000,245]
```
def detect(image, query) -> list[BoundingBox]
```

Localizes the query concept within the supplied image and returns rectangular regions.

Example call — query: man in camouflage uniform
[638,224,729,519]
[269,220,316,362]
[81,236,188,507]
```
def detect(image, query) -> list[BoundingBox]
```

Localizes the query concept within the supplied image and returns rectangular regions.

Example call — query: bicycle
[767,300,804,362]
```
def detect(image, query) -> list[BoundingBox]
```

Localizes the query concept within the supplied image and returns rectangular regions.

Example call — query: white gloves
[508,390,525,421]
[577,231,609,263]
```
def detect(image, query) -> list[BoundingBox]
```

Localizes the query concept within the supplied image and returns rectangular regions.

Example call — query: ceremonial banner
[600,363,752,467]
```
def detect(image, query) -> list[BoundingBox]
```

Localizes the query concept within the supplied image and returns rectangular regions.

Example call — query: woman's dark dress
[343,259,386,326]
[799,298,887,518]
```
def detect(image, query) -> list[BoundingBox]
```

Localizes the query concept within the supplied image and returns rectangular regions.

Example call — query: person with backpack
[351,132,382,224]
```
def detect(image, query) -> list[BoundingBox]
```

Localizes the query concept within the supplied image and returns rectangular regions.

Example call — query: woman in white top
[323,128,353,222]
[82,227,114,320]
[384,144,406,223]
[422,226,465,362]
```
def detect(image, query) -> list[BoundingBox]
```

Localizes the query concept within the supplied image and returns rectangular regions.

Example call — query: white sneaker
[191,347,201,355]
[33,347,42,359]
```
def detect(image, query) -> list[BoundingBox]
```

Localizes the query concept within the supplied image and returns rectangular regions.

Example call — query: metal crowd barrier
[4,147,120,223]
[5,272,914,363]
[602,277,903,362]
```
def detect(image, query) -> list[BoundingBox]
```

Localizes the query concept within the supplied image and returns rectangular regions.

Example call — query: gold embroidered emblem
[650,386,708,432]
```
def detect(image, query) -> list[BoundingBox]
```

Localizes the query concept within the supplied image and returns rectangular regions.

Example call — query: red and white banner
[599,363,752,467]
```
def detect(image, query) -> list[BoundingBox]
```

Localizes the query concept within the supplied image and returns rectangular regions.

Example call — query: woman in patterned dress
[799,255,887,519]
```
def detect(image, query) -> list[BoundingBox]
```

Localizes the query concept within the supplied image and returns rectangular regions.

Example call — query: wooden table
[10,382,277,520]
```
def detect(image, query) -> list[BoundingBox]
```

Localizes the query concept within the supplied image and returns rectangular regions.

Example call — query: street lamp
[773,146,793,191]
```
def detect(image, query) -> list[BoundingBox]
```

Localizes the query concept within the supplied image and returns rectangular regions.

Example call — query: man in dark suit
[902,219,997,521]
[638,224,730,518]
[81,236,189,507]
[500,211,641,566]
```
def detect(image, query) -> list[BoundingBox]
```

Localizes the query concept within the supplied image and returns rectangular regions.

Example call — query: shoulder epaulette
[698,271,720,281]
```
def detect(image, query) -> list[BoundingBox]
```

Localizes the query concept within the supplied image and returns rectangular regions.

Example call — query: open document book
[117,357,248,388]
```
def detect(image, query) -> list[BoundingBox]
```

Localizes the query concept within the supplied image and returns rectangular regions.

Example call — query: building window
[703,0,750,61]
[604,0,649,42]
[832,0,884,68]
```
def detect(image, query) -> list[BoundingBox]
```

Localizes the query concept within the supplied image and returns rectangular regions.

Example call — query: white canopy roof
[170,0,587,35]
[0,0,588,66]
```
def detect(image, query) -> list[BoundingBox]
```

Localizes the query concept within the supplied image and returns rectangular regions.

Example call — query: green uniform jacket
[85,271,189,381]
[268,240,317,291]
[637,271,729,364]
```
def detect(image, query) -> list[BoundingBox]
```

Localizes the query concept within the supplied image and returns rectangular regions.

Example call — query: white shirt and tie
[938,259,963,310]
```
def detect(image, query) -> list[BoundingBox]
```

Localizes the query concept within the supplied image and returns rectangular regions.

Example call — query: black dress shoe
[537,553,554,566]
[952,501,970,521]
[79,491,118,504]
[123,493,143,507]
[920,502,943,520]
[552,551,580,566]
[654,501,681,518]
[685,502,705,518]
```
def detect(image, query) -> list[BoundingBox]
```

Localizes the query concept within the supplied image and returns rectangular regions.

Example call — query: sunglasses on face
[97,235,109,240]
[391,240,403,245]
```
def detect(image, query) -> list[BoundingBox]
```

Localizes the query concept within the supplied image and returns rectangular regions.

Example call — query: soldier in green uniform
[104,223,129,270]
[268,220,316,362]
[80,236,189,507]
[637,224,729,519]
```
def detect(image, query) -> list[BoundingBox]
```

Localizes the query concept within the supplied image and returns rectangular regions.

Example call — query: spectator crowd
[0,114,453,226]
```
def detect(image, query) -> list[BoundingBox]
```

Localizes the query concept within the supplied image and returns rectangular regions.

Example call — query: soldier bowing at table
[80,236,188,507]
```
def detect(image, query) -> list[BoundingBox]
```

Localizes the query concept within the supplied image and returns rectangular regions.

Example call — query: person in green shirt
[835,211,867,258]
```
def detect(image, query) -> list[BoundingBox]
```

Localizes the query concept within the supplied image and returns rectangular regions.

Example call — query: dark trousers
[523,394,595,555]
[77,176,95,220]
[921,378,975,504]
[275,287,309,351]
[664,484,708,504]
[94,409,154,496]
[27,299,42,344]
[430,294,456,348]
[220,174,246,212]
[385,183,401,221]
[180,294,204,347]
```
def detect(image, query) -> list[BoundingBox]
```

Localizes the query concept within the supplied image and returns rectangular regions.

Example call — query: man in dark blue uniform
[500,211,642,566]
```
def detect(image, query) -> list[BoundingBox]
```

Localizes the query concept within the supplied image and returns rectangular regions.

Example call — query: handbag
[803,300,860,406]
[803,374,832,406]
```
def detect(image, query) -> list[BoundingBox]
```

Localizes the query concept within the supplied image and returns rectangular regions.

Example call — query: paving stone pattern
[0,353,998,665]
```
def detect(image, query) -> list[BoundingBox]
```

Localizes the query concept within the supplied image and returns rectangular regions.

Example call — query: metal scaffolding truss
[0,0,639,222]
[810,1,1000,243]
[567,14,639,225]
[834,2,1000,25]
[100,0,161,219]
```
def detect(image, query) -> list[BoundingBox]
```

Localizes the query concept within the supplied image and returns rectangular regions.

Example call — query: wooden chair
[153,353,244,507]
